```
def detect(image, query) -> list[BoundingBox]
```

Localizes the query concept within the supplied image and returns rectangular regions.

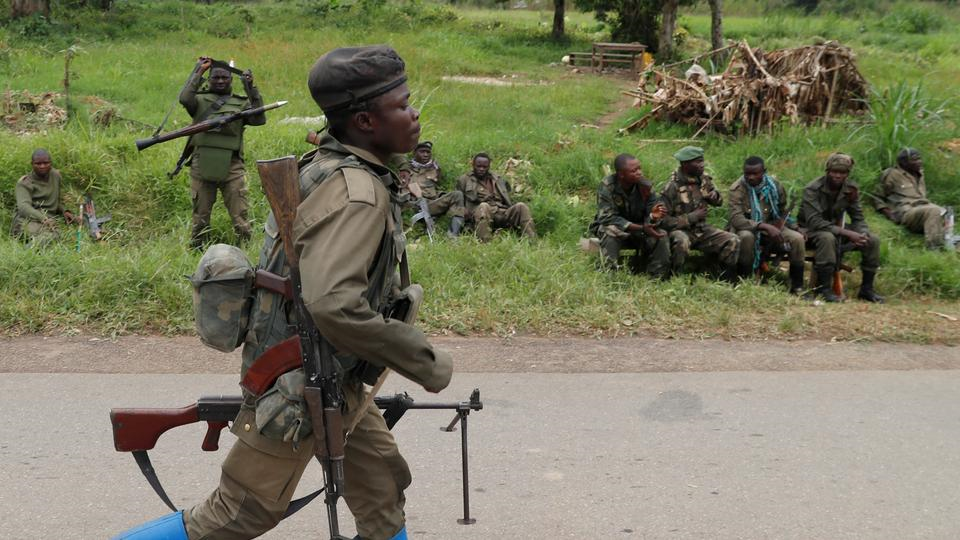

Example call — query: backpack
[189,243,255,352]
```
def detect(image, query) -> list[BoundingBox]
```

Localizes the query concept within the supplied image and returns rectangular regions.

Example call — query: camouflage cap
[415,141,433,150]
[825,152,855,172]
[308,45,407,114]
[673,146,705,162]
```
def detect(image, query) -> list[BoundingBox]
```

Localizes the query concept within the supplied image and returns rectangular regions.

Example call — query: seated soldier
[874,148,950,250]
[798,153,883,303]
[399,141,465,237]
[659,146,739,281]
[588,153,669,277]
[457,152,536,242]
[11,149,78,244]
[727,156,806,293]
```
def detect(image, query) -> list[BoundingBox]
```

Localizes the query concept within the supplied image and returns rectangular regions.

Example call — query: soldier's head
[614,153,642,185]
[208,67,233,95]
[824,153,854,190]
[674,146,705,177]
[31,149,52,178]
[309,45,420,161]
[472,153,491,177]
[414,141,433,164]
[743,156,766,187]
[897,148,922,175]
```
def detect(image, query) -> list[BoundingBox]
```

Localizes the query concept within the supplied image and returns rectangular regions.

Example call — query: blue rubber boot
[112,511,188,540]
[389,526,409,540]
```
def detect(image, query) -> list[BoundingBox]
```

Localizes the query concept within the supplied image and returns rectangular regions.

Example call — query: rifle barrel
[135,100,288,152]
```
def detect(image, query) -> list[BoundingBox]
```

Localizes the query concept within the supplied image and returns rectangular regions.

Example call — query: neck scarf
[748,174,781,270]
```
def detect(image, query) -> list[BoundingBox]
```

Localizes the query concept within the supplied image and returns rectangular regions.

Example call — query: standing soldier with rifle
[179,57,265,248]
[114,45,453,540]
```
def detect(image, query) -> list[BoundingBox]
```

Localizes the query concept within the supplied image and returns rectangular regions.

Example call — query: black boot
[857,270,884,303]
[721,263,740,284]
[448,216,464,238]
[814,265,841,302]
[788,263,805,295]
[737,262,754,280]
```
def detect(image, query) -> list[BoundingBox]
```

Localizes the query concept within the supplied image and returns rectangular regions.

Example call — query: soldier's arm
[296,171,452,392]
[727,182,756,232]
[658,183,688,231]
[178,71,204,117]
[848,190,869,234]
[242,73,266,126]
[704,177,723,206]
[595,185,630,231]
[800,186,840,234]
[14,180,48,221]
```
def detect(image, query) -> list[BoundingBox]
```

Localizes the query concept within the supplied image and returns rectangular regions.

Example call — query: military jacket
[876,166,930,223]
[407,162,442,200]
[727,176,790,233]
[14,170,63,223]
[589,175,658,237]
[659,169,723,231]
[797,175,869,235]
[240,132,452,399]
[457,171,513,216]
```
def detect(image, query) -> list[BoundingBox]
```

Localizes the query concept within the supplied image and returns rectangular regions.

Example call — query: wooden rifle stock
[110,395,243,452]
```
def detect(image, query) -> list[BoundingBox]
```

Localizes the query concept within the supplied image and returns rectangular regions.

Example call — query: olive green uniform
[457,171,535,242]
[659,170,739,272]
[727,176,805,267]
[875,165,944,249]
[588,174,670,277]
[402,161,464,218]
[11,169,65,243]
[183,132,453,540]
[179,72,266,244]
[798,176,880,272]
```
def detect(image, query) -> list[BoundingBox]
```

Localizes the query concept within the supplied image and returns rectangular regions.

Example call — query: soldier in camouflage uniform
[588,153,670,277]
[457,153,536,242]
[727,156,806,292]
[874,148,948,250]
[398,141,465,236]
[117,46,452,540]
[179,57,266,248]
[11,149,79,244]
[659,146,739,280]
[798,153,883,303]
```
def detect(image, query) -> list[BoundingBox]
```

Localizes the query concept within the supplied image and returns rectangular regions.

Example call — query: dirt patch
[441,75,548,87]
[1,90,66,134]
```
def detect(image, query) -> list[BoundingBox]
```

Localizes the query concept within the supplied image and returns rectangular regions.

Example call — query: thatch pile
[1,90,66,134]
[623,40,869,136]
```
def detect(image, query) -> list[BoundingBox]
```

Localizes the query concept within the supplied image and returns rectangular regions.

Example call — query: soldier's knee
[451,191,464,205]
[513,202,531,219]
[475,203,492,220]
[810,231,835,249]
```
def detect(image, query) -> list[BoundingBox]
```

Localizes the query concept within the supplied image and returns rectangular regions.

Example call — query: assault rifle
[82,193,110,241]
[757,198,796,276]
[410,197,436,241]
[134,100,288,152]
[110,390,483,524]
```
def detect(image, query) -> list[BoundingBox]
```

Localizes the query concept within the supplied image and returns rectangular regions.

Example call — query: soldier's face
[368,83,421,155]
[415,147,432,163]
[902,155,923,174]
[681,157,705,177]
[209,68,233,94]
[473,157,491,177]
[743,164,765,187]
[618,158,643,185]
[827,168,849,190]
[32,156,52,178]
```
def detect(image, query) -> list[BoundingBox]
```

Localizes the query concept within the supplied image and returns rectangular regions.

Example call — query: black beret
[308,45,407,113]
[415,141,433,150]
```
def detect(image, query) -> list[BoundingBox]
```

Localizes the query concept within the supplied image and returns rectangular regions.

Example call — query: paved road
[2,369,960,539]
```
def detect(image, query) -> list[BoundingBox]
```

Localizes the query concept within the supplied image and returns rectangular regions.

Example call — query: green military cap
[897,147,921,161]
[673,146,704,162]
[416,141,433,150]
[308,45,407,113]
[824,152,854,172]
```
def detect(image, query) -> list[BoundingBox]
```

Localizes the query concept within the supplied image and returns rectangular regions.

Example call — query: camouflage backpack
[189,243,255,352]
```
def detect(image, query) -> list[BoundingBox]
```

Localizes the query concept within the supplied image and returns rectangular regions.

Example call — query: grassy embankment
[0,1,957,342]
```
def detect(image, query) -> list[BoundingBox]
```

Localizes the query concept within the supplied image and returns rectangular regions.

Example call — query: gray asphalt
[1,371,959,539]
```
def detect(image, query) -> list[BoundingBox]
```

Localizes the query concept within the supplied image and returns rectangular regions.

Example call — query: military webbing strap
[168,93,232,177]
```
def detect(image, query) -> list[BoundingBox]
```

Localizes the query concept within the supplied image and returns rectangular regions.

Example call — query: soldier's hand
[758,223,782,243]
[407,181,422,199]
[642,223,666,239]
[198,57,213,72]
[242,69,254,86]
[688,206,708,223]
[63,211,79,225]
[881,208,894,220]
[650,202,667,221]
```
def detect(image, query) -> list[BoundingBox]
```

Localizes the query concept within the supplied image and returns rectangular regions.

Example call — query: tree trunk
[709,0,724,64]
[552,0,565,40]
[10,0,50,18]
[658,0,679,61]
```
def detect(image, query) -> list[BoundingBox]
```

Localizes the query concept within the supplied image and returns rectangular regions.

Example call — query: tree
[658,0,679,59]
[11,0,50,18]
[708,0,723,61]
[574,0,663,50]
[553,0,565,39]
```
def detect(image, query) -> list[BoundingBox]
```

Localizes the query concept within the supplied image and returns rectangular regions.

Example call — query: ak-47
[757,198,796,275]
[135,100,288,152]
[411,197,436,240]
[82,193,110,241]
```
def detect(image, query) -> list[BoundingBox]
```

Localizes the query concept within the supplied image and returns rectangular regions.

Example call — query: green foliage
[878,3,944,34]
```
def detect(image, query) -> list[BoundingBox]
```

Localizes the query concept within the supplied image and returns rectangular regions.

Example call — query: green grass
[0,1,959,342]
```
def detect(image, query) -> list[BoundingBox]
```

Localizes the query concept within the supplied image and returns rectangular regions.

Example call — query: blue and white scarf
[748,174,781,270]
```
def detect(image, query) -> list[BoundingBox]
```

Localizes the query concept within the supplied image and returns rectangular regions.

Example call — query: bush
[878,4,944,34]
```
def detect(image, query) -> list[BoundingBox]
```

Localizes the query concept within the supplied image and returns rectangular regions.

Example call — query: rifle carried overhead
[135,100,287,152]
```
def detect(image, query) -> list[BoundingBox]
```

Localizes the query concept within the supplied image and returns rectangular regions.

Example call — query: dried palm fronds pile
[1,91,66,134]
[623,40,869,136]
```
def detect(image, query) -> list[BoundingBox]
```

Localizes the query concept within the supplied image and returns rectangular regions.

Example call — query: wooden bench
[567,42,647,73]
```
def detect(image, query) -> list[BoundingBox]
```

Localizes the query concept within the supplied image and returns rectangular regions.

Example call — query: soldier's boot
[113,511,187,540]
[788,263,805,295]
[720,263,740,284]
[857,270,884,304]
[814,265,841,303]
[447,216,464,238]
[353,526,408,540]
[737,262,753,280]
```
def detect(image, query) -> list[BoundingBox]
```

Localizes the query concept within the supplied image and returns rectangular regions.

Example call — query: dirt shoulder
[1,335,957,374]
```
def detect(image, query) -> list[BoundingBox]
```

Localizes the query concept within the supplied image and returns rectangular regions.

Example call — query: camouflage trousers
[472,202,536,242]
[807,230,880,273]
[425,191,465,218]
[735,227,806,267]
[190,158,252,244]
[668,225,740,272]
[10,216,60,246]
[899,204,945,249]
[599,229,670,278]
[183,381,409,540]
